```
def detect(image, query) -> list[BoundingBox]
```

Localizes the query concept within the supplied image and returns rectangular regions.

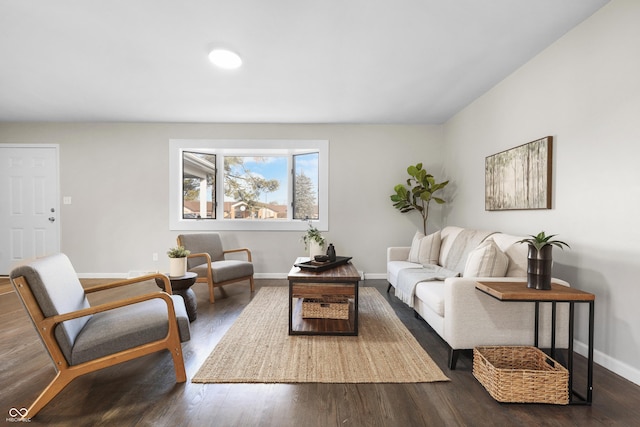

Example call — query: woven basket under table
[302,297,349,319]
[473,346,569,405]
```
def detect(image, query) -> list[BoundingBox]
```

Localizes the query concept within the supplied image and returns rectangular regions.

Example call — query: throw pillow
[407,230,441,265]
[463,240,509,277]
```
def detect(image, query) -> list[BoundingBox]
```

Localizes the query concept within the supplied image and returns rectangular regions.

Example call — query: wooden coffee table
[288,257,360,336]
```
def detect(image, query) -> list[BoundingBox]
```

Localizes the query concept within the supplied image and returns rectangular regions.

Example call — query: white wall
[443,0,640,384]
[0,123,444,278]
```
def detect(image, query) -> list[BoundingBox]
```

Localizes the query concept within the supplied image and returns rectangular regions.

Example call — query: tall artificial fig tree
[390,163,449,234]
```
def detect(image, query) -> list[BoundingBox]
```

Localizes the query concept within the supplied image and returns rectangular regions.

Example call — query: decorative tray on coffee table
[294,256,353,272]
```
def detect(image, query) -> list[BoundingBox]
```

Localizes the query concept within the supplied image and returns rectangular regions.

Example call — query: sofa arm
[443,277,570,350]
[387,247,410,262]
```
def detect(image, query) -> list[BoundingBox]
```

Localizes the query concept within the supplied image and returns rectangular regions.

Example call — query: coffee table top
[288,257,360,281]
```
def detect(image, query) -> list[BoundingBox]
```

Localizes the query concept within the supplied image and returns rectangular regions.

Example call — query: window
[169,139,328,231]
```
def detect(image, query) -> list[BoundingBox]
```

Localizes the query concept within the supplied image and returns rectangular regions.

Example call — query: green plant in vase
[517,232,570,290]
[167,246,191,258]
[167,246,190,277]
[301,221,326,257]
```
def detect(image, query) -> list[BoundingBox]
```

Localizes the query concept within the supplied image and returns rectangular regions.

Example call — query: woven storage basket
[473,346,569,405]
[302,297,349,319]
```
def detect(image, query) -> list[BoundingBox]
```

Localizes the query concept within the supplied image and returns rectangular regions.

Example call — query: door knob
[48,217,55,222]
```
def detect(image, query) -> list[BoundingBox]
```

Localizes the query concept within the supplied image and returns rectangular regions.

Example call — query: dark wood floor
[1,277,639,426]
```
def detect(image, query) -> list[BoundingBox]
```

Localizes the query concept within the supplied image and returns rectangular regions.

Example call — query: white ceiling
[0,0,609,124]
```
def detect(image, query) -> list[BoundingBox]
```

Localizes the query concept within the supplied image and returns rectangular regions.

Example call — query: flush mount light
[208,48,242,70]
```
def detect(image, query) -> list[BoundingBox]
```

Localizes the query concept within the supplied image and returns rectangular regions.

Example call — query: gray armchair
[9,253,190,419]
[177,233,255,303]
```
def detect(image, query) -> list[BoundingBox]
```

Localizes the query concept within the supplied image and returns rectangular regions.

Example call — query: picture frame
[485,136,552,211]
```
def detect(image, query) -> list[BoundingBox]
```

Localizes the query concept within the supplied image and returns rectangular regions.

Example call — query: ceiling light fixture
[208,48,242,70]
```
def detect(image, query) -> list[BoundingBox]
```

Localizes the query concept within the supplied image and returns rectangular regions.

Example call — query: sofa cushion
[440,228,496,274]
[463,240,509,277]
[415,281,445,317]
[438,226,465,267]
[486,233,529,277]
[388,260,421,285]
[407,230,441,265]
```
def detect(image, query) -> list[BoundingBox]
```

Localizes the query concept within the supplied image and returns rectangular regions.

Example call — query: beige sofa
[387,226,570,369]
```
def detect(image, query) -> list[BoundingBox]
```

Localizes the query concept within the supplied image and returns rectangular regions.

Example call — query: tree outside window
[293,152,319,220]
[224,156,285,220]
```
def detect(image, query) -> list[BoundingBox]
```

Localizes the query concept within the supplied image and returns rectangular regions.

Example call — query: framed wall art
[485,136,552,211]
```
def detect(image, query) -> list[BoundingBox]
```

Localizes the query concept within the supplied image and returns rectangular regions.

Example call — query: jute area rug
[192,287,449,384]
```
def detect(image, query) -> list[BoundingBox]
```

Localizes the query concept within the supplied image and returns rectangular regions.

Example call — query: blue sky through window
[238,154,319,206]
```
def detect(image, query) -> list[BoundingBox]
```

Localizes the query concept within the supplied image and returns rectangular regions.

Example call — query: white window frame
[169,139,329,231]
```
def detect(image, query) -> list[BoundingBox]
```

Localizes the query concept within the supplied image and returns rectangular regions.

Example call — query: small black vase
[527,244,553,290]
[326,243,336,262]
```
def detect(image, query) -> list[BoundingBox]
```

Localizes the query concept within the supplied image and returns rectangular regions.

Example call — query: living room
[1,0,639,425]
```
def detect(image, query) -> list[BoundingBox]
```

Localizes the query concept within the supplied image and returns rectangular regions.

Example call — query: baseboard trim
[574,340,640,386]
[79,271,380,281]
[363,273,387,280]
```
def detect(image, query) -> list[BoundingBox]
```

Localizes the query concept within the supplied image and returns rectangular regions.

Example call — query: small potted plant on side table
[302,222,326,258]
[517,231,570,290]
[167,246,190,277]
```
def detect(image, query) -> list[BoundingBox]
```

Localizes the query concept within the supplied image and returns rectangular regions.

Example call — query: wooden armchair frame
[177,236,255,303]
[10,273,187,420]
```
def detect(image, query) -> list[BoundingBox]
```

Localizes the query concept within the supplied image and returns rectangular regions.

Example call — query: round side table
[155,272,198,322]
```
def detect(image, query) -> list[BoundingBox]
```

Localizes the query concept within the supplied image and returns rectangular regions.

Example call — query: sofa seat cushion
[415,281,445,317]
[387,261,422,285]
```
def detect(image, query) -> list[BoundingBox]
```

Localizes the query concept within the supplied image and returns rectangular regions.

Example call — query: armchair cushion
[71,295,190,365]
[191,260,254,283]
[10,254,91,363]
[180,233,225,269]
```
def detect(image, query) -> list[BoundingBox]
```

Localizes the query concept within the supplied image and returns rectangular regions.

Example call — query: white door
[0,145,60,275]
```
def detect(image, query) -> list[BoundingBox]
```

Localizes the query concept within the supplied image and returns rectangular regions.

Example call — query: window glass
[182,151,215,219]
[293,152,319,220]
[224,156,288,220]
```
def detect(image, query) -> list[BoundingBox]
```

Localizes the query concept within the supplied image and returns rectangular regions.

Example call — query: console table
[476,281,595,405]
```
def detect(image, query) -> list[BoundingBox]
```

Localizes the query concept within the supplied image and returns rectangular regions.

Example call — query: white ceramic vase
[169,257,187,277]
[308,240,325,258]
